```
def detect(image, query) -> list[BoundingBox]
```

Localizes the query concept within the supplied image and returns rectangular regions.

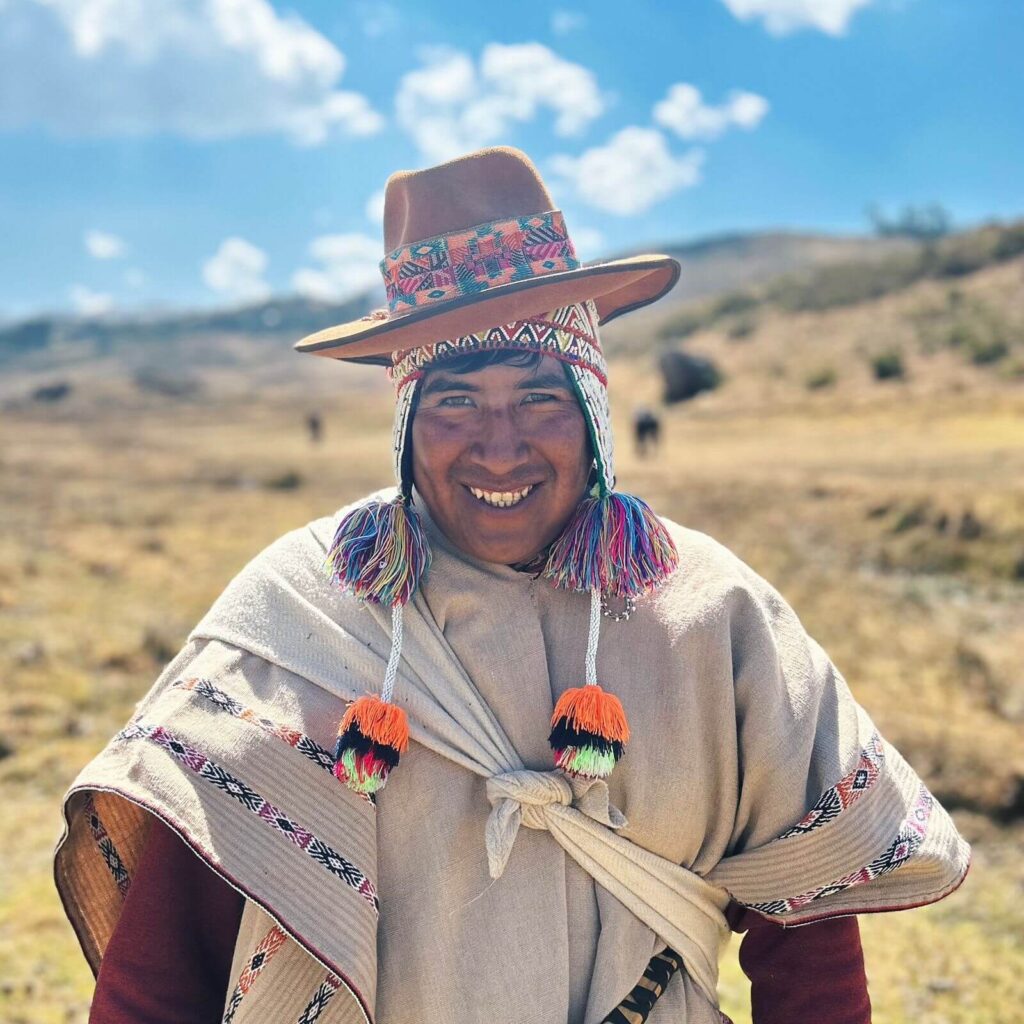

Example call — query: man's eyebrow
[515,372,573,391]
[420,375,481,396]
[419,370,573,395]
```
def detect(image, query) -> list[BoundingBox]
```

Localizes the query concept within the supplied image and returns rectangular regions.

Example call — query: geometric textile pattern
[172,678,374,807]
[296,975,343,1024]
[776,732,884,840]
[222,924,288,1024]
[601,946,684,1024]
[83,794,132,899]
[390,302,612,489]
[116,720,380,915]
[380,211,578,314]
[746,782,934,916]
[389,299,606,390]
[567,358,615,492]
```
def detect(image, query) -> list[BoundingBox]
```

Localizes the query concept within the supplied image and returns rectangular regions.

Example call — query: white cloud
[1,0,383,145]
[70,284,114,316]
[84,229,126,259]
[202,237,270,302]
[365,189,387,226]
[291,233,382,303]
[653,84,769,141]
[396,43,604,163]
[552,128,704,216]
[551,10,587,35]
[718,0,875,36]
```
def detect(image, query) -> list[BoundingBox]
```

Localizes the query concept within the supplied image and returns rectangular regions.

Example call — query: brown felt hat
[294,147,680,365]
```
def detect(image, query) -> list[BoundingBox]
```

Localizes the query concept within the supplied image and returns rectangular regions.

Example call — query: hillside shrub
[944,303,1013,365]
[658,350,721,404]
[657,310,707,341]
[711,291,759,318]
[871,349,905,381]
[727,316,757,340]
[805,366,837,390]
[264,470,303,490]
[134,368,202,397]
[757,219,1024,316]
[993,223,1024,260]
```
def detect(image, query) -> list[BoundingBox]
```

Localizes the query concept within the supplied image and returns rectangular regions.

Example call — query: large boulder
[658,350,721,404]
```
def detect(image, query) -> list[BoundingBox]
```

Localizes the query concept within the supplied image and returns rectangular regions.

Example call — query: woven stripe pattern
[381,211,578,313]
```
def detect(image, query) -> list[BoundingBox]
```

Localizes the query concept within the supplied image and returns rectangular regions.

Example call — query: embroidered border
[173,678,374,806]
[174,678,335,774]
[380,211,579,313]
[747,783,934,916]
[117,720,379,915]
[776,732,885,840]
[297,975,343,1024]
[389,300,607,390]
[222,924,288,1023]
[83,794,131,899]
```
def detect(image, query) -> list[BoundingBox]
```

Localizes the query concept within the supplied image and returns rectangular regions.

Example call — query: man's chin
[451,525,554,567]
[464,539,546,566]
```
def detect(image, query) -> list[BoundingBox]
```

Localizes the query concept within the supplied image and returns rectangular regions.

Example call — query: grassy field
[1,292,1023,1021]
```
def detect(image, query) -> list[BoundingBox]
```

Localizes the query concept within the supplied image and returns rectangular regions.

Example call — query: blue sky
[2,0,1022,320]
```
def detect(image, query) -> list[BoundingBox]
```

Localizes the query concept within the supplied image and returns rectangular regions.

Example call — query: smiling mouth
[465,484,537,509]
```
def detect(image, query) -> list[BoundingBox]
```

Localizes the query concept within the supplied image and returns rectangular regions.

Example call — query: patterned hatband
[380,211,579,315]
[389,301,616,492]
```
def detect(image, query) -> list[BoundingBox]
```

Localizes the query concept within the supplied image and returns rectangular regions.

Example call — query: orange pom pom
[550,685,630,743]
[340,694,410,753]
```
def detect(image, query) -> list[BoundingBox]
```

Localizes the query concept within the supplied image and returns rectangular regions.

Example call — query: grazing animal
[634,408,661,457]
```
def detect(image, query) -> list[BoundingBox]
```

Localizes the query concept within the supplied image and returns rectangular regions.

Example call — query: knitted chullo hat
[295,148,682,795]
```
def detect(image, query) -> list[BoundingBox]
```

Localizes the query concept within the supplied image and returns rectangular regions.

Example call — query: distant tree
[870,348,905,381]
[867,202,951,241]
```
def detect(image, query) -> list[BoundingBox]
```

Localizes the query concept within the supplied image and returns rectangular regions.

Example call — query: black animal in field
[633,408,661,458]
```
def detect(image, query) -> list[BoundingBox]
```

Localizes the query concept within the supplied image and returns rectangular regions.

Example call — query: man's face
[411,353,592,565]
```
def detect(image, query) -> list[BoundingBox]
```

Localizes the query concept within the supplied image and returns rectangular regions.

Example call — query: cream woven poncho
[55,494,969,1023]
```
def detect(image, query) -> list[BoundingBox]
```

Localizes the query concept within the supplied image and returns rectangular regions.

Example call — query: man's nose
[472,409,529,472]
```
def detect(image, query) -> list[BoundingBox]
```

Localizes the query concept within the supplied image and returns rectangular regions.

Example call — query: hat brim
[293,255,680,365]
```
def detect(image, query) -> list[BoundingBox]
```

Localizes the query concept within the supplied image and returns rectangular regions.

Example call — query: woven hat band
[380,210,579,315]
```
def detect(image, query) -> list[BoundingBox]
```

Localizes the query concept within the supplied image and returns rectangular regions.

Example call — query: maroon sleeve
[89,816,245,1024]
[728,903,872,1024]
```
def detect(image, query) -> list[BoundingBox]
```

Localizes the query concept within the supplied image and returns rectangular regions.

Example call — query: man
[56,148,969,1024]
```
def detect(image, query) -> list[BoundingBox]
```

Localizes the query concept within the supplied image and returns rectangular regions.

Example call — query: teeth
[469,485,534,508]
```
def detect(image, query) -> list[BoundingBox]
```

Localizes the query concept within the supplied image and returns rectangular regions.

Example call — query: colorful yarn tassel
[543,491,678,598]
[326,499,426,795]
[333,693,410,794]
[549,684,630,779]
[325,496,430,607]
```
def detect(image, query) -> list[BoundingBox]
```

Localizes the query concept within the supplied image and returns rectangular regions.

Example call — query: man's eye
[522,392,556,404]
[438,395,474,407]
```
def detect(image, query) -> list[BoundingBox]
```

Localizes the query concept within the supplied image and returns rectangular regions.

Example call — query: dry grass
[1,322,1022,1020]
